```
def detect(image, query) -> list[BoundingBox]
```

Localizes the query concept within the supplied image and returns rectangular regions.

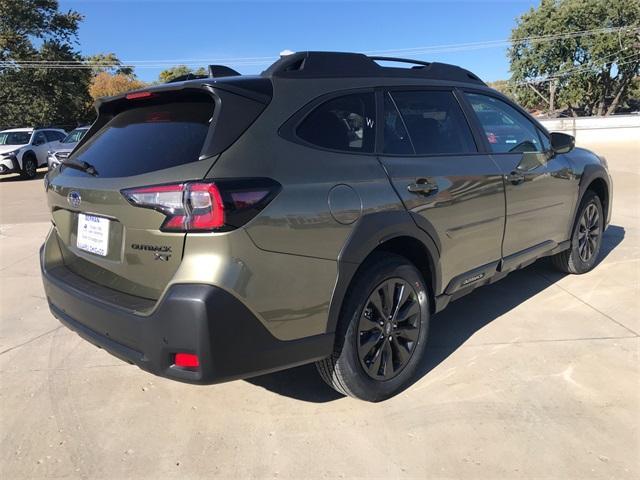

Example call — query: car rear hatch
[45,80,271,300]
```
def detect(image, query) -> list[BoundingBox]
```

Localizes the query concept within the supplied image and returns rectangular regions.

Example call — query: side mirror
[550,132,575,154]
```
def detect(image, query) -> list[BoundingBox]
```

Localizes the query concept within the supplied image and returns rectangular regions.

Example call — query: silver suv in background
[0,127,67,179]
[47,127,90,170]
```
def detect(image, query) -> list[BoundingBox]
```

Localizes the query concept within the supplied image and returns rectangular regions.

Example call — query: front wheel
[552,190,604,274]
[316,253,430,401]
[20,155,37,180]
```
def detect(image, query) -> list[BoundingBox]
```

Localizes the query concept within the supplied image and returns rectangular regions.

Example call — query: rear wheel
[20,154,37,179]
[552,190,604,274]
[316,253,430,401]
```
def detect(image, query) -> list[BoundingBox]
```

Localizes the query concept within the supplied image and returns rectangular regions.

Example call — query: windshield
[62,128,88,144]
[0,131,32,145]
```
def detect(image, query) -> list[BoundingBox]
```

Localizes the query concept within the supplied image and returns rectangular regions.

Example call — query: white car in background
[47,126,90,170]
[0,127,67,179]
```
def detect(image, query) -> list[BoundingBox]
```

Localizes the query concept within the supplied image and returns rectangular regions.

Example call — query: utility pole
[549,80,557,116]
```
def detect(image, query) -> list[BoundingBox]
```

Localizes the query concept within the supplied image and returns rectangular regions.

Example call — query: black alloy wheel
[577,202,601,262]
[357,278,420,380]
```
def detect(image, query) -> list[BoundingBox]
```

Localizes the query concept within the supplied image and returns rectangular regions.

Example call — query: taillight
[121,179,280,232]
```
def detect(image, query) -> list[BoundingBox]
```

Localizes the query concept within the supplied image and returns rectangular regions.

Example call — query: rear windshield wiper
[61,159,99,176]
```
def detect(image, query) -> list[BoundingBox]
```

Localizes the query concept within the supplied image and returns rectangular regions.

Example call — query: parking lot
[0,138,638,479]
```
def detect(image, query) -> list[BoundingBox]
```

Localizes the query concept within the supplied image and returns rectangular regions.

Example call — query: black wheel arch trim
[326,210,442,335]
[577,164,612,227]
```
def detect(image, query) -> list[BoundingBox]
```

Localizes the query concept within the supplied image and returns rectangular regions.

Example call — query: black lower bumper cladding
[40,247,333,384]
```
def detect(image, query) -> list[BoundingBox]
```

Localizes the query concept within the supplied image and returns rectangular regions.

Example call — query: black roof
[109,51,485,109]
[261,51,486,85]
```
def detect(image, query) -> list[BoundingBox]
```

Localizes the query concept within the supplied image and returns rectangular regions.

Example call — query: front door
[378,89,505,293]
[31,131,50,166]
[463,92,577,258]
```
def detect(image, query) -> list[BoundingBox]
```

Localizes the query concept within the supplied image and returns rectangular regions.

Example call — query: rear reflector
[174,353,199,368]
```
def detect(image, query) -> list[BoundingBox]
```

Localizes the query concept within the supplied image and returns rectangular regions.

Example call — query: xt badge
[131,243,172,261]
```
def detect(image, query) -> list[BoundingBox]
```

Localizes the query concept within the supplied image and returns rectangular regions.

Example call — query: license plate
[77,214,110,256]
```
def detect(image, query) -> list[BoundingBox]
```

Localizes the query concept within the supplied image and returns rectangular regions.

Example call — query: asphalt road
[0,139,638,480]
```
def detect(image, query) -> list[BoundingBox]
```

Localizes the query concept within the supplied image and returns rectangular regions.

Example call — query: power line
[514,51,640,86]
[2,26,637,70]
[366,26,639,56]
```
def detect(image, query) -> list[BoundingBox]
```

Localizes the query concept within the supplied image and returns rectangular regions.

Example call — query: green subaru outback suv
[40,52,612,401]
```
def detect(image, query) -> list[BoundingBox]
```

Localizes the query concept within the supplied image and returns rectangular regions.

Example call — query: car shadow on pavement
[246,225,625,403]
[0,170,47,183]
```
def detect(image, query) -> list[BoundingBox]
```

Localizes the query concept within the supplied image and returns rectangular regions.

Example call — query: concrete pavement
[0,139,638,479]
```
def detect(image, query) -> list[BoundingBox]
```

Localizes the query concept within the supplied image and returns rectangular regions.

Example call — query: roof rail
[261,51,485,85]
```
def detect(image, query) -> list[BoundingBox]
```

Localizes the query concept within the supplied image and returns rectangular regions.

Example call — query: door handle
[506,171,525,185]
[407,179,438,195]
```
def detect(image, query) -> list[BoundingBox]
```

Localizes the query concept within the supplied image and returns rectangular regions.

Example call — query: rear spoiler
[166,65,242,83]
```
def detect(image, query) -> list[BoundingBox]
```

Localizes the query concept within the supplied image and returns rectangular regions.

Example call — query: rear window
[67,101,213,177]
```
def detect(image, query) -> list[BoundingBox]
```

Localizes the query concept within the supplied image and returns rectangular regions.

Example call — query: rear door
[378,88,505,293]
[462,92,577,259]
[46,94,217,299]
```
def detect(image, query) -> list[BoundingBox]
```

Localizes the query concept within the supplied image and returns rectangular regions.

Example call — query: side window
[465,93,542,153]
[44,131,62,142]
[33,131,47,146]
[383,93,413,154]
[296,93,375,153]
[537,128,551,151]
[389,90,477,155]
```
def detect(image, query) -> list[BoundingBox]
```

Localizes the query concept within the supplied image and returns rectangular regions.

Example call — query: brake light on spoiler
[126,91,156,100]
[121,179,281,232]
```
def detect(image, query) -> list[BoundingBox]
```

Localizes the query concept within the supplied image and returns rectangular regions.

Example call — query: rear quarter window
[296,93,376,153]
[67,100,214,177]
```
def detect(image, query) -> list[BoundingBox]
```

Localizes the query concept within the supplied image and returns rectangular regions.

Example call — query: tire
[316,253,430,402]
[551,190,604,274]
[20,154,37,180]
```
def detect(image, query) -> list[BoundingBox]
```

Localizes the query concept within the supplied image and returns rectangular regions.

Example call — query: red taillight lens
[122,179,280,232]
[122,181,224,232]
[174,353,199,368]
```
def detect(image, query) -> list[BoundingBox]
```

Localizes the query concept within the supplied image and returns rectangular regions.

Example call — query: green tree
[509,0,640,116]
[86,52,134,77]
[0,0,93,129]
[89,71,147,100]
[158,65,207,83]
[487,80,515,99]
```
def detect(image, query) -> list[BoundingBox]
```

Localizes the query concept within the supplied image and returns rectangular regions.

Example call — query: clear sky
[60,0,539,82]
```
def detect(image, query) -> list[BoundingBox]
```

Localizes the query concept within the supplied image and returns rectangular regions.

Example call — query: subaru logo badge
[67,191,81,208]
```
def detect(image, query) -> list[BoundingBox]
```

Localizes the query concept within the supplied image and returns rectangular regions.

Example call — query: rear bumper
[40,246,333,384]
